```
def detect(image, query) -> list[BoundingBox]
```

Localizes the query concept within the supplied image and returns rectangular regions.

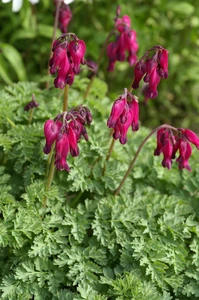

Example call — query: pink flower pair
[107,14,138,71]
[132,46,169,99]
[154,127,199,171]
[49,34,86,89]
[107,88,139,144]
[43,106,92,171]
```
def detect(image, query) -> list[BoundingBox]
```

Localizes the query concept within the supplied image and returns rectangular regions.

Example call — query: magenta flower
[176,141,192,171]
[161,138,173,169]
[154,127,199,171]
[68,126,79,157]
[107,91,127,128]
[49,34,86,89]
[68,40,86,74]
[157,48,169,79]
[58,3,72,33]
[107,9,138,71]
[55,133,70,171]
[43,120,62,154]
[107,89,139,144]
[145,64,161,99]
[43,106,92,171]
[132,45,169,100]
[179,128,199,150]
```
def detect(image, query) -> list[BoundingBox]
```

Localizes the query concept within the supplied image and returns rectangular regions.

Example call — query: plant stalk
[114,124,178,196]
[63,84,69,111]
[44,153,55,207]
[28,108,34,125]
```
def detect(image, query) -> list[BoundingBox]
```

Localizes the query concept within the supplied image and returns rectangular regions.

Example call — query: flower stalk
[114,124,177,196]
[63,84,69,111]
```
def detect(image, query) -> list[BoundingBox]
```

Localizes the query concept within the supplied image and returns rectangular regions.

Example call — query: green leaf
[0,43,27,81]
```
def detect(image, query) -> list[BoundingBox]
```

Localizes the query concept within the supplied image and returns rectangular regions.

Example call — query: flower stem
[46,1,61,89]
[63,84,69,111]
[102,137,116,175]
[44,153,55,208]
[28,108,34,125]
[114,124,178,196]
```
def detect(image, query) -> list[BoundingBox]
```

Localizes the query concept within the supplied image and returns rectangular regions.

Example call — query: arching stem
[114,124,178,196]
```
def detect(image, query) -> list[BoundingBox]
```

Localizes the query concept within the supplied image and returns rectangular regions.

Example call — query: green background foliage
[0,0,199,299]
[0,0,199,130]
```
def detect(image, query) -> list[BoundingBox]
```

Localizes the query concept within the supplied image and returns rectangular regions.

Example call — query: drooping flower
[107,88,139,144]
[58,3,72,33]
[132,45,169,100]
[55,132,70,171]
[107,8,138,72]
[43,120,62,155]
[43,106,92,171]
[24,93,39,111]
[154,126,199,171]
[49,34,86,89]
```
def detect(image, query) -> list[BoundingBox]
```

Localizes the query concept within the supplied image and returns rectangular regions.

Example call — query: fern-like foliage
[0,81,199,299]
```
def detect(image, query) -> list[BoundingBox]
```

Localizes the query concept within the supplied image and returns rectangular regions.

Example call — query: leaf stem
[63,84,69,111]
[70,191,83,208]
[114,124,178,196]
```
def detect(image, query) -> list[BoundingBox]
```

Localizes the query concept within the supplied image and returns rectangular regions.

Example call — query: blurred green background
[0,0,199,131]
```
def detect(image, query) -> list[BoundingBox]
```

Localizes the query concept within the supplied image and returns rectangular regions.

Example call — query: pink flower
[130,97,139,131]
[115,15,131,33]
[157,48,169,79]
[68,126,79,157]
[49,34,86,89]
[176,141,192,171]
[145,65,161,99]
[107,95,127,128]
[58,4,72,33]
[107,11,138,71]
[55,133,70,172]
[132,60,147,89]
[179,128,199,150]
[68,39,86,74]
[154,127,199,171]
[132,46,169,100]
[43,106,92,171]
[161,139,173,170]
[107,89,140,144]
[119,108,134,144]
[43,120,62,154]
[107,42,118,72]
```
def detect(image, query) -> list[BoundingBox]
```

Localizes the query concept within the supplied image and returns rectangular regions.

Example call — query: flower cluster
[49,34,86,89]
[107,88,139,144]
[57,2,72,33]
[107,10,138,72]
[154,127,199,171]
[43,106,92,171]
[132,45,169,99]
